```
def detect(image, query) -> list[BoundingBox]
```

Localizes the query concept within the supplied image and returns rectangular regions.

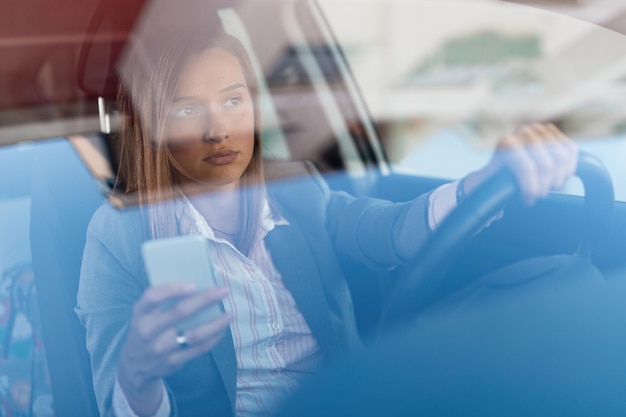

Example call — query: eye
[171,106,201,119]
[223,95,242,108]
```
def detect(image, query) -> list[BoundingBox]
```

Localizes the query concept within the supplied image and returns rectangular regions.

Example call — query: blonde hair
[116,31,263,255]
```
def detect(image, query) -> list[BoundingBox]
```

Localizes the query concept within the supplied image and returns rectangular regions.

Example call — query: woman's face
[165,47,255,192]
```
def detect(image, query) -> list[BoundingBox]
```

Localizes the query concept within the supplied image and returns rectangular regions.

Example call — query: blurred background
[318,0,626,199]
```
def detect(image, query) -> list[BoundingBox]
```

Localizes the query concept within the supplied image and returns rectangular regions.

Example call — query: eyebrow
[173,83,247,103]
[220,83,246,93]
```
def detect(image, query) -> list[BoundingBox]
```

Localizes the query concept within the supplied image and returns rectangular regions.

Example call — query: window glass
[319,0,626,201]
[0,141,56,416]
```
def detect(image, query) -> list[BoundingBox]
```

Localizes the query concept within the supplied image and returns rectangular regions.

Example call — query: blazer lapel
[209,327,237,413]
[265,223,343,358]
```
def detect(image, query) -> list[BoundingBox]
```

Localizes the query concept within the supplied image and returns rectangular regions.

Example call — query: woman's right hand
[117,283,232,416]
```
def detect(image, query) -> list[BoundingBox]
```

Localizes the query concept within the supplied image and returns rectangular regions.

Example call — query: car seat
[29,138,107,416]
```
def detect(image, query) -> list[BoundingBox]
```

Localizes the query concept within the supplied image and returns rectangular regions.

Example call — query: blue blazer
[76,165,433,416]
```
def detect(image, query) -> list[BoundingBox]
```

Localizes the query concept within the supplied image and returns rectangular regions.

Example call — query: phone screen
[142,234,223,331]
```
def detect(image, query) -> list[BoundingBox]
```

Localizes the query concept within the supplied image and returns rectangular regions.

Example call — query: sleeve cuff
[113,377,171,417]
[427,181,460,232]
[427,180,504,233]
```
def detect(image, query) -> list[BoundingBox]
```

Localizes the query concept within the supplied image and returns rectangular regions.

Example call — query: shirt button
[271,322,281,330]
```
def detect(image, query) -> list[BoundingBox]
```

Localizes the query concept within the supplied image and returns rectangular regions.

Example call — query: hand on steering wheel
[379,139,612,332]
[463,123,578,206]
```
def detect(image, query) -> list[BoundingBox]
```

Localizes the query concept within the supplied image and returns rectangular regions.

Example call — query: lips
[203,149,239,166]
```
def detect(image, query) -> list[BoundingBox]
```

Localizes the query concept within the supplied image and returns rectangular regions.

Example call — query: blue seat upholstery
[30,138,106,417]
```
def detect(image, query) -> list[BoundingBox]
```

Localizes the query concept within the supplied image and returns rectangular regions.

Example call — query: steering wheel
[378,150,615,329]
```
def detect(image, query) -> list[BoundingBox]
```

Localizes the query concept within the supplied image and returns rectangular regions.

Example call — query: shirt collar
[174,188,288,244]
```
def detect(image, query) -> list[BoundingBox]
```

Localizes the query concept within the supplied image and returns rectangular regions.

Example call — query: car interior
[2,0,626,415]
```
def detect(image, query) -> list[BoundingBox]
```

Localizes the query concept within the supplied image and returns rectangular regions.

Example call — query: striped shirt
[178,196,325,416]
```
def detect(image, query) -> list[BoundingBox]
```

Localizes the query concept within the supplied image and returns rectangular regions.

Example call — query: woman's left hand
[463,123,578,205]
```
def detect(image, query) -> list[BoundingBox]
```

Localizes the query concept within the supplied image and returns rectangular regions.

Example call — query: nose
[202,121,229,144]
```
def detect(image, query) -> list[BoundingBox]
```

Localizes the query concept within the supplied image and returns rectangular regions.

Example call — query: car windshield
[1,1,626,417]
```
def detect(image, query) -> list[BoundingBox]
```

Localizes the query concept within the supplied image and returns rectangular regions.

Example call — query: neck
[185,185,242,236]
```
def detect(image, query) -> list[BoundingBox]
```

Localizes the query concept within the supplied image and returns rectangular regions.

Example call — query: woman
[76,32,577,417]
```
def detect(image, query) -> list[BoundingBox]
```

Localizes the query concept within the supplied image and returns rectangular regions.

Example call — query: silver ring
[175,332,189,349]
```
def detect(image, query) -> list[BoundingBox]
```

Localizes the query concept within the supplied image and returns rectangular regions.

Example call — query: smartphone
[141,234,223,332]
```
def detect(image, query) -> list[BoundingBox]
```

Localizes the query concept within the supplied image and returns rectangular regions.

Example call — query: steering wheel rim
[378,150,614,330]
